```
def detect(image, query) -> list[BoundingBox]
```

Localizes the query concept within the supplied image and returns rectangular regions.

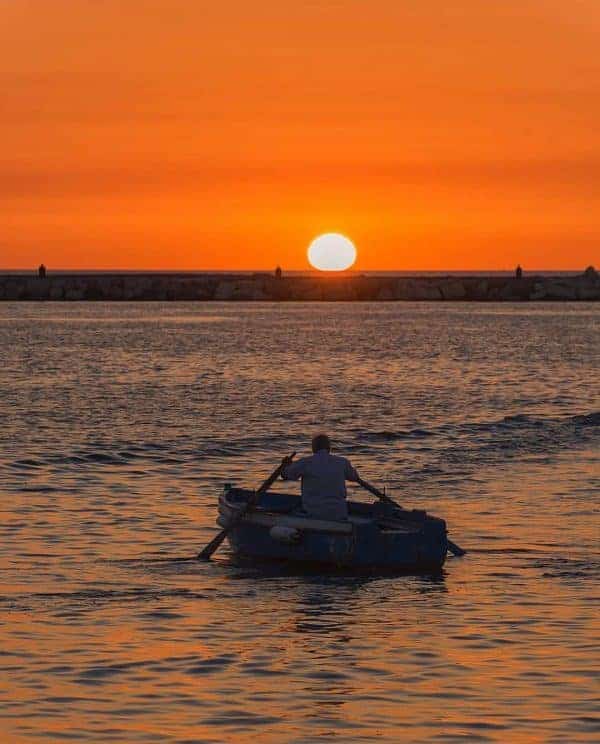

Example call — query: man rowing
[280,434,360,521]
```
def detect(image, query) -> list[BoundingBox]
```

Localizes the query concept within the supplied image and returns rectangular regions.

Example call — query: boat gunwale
[218,493,426,535]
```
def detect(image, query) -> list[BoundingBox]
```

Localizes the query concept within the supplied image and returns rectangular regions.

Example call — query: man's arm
[281,457,305,481]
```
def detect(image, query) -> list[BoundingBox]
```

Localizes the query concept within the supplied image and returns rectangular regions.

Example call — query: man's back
[282,449,359,521]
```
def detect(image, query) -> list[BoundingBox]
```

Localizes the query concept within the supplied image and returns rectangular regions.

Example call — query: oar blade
[448,539,467,557]
[197,529,228,561]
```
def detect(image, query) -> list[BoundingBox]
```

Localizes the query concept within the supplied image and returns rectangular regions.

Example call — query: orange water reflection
[0,302,598,741]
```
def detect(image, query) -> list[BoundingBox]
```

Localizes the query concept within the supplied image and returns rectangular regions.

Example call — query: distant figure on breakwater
[38,264,47,278]
[275,265,282,279]
[280,434,360,521]
[515,264,523,279]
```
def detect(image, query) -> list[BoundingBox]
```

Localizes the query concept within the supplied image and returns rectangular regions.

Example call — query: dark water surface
[1,302,598,743]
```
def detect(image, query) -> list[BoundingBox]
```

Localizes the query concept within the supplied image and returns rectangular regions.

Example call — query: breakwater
[1,269,598,301]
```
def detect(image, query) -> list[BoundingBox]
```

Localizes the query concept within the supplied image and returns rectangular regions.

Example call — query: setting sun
[307,233,357,272]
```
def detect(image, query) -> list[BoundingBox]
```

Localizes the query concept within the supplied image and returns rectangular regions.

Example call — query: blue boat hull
[217,488,448,571]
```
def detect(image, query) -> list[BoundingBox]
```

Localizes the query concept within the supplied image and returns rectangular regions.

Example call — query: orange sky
[1,1,599,270]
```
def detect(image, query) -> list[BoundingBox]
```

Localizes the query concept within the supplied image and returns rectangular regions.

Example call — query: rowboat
[216,485,448,571]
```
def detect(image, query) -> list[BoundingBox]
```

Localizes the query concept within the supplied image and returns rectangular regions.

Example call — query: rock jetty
[0,269,598,301]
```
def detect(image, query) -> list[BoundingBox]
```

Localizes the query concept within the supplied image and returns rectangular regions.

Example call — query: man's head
[311,433,331,453]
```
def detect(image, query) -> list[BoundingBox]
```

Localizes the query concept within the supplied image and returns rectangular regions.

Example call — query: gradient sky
[2,1,600,270]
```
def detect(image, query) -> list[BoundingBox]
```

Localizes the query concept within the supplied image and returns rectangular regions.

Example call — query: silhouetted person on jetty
[280,434,360,521]
[275,265,282,279]
[515,264,523,279]
[38,264,47,278]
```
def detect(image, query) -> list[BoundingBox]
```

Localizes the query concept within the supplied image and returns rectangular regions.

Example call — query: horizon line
[0,267,592,274]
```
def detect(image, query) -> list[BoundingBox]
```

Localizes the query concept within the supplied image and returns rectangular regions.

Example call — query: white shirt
[282,449,359,521]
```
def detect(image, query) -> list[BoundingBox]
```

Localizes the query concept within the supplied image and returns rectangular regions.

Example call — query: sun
[308,233,357,271]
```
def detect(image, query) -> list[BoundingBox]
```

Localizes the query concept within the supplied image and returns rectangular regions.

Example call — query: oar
[356,476,398,506]
[356,476,466,557]
[197,453,296,561]
[446,539,466,557]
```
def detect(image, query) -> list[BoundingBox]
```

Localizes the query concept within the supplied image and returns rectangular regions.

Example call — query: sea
[0,301,598,743]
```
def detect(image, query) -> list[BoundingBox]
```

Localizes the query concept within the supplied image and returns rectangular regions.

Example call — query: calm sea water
[0,302,598,743]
